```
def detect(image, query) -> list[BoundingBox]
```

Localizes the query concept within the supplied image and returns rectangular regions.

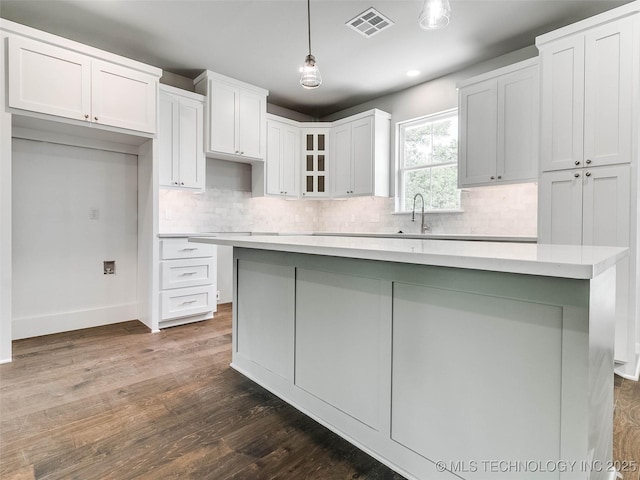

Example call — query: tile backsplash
[159,182,538,236]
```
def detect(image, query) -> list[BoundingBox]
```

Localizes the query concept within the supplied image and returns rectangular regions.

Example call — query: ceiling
[0,0,630,117]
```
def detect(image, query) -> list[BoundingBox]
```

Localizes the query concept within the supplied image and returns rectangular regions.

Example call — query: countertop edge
[189,236,628,280]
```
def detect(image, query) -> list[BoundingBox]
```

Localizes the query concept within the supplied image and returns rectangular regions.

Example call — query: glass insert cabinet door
[302,129,330,197]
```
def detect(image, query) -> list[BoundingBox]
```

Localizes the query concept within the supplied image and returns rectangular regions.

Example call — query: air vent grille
[346,8,394,38]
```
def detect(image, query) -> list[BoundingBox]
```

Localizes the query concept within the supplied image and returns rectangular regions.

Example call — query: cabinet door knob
[497,175,502,180]
[585,171,591,177]
[586,159,592,164]
[490,176,495,180]
[575,160,581,166]
[94,117,98,121]
[574,173,580,178]
[84,114,89,119]
[180,182,184,185]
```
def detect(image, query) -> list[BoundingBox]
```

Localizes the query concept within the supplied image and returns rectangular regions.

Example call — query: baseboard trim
[614,346,640,381]
[12,303,138,340]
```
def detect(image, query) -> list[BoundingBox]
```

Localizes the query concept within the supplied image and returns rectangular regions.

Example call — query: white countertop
[189,234,627,279]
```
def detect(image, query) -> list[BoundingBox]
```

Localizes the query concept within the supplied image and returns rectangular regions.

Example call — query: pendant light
[300,0,322,89]
[418,0,451,30]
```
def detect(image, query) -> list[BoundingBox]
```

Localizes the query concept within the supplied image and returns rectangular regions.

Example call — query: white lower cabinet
[159,238,217,328]
[539,164,632,363]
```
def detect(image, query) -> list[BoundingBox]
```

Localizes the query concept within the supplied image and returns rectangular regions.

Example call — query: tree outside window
[398,109,460,212]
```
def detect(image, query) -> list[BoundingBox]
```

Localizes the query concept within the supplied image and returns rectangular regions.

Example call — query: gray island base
[190,235,627,480]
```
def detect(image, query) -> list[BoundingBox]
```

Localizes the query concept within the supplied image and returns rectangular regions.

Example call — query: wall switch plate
[90,208,100,220]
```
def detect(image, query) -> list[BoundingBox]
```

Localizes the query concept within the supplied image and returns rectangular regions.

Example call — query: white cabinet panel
[209,80,237,155]
[330,111,389,198]
[236,259,294,380]
[458,59,538,187]
[540,37,585,172]
[540,16,633,172]
[332,123,352,196]
[351,117,374,195]
[583,17,633,168]
[91,60,157,133]
[160,238,215,260]
[265,117,299,197]
[161,285,215,320]
[159,85,205,190]
[295,268,383,429]
[238,90,264,159]
[459,79,497,185]
[160,257,216,290]
[195,71,268,162]
[392,282,562,471]
[538,170,583,245]
[8,36,91,121]
[498,67,538,182]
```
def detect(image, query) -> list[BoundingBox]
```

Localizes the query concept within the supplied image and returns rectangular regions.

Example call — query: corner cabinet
[536,3,639,368]
[457,58,538,187]
[8,35,159,134]
[331,110,390,198]
[159,85,205,190]
[194,70,268,162]
[264,115,300,198]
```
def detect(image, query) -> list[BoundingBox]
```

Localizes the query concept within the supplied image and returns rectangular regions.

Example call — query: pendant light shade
[300,0,322,89]
[300,54,322,89]
[418,0,451,30]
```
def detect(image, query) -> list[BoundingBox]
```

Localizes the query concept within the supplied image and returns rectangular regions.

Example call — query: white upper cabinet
[265,116,300,198]
[458,58,538,187]
[331,110,390,198]
[159,85,205,190]
[7,35,159,134]
[91,60,158,134]
[538,15,634,172]
[194,70,268,163]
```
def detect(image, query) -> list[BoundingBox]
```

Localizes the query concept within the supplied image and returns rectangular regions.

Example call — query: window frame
[396,108,462,213]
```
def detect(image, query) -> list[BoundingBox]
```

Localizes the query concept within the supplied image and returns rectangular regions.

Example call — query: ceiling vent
[346,8,394,38]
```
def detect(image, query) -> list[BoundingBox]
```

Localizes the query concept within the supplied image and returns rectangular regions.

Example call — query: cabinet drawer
[160,238,215,260]
[161,285,215,320]
[161,258,215,289]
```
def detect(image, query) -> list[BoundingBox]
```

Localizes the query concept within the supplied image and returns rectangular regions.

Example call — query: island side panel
[230,247,615,480]
[391,283,563,479]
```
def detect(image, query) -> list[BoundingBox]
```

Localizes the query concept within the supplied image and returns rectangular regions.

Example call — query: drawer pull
[181,299,198,305]
[179,272,197,276]
[181,247,198,251]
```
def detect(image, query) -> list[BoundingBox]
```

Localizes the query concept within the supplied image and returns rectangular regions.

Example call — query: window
[397,109,460,212]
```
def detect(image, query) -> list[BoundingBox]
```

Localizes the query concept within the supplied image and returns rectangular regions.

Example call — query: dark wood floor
[1,304,639,480]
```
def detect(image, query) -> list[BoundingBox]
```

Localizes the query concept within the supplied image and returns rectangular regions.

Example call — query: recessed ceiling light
[406,70,420,77]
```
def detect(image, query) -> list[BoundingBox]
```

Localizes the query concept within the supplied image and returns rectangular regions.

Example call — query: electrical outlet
[103,260,116,275]
[216,290,221,301]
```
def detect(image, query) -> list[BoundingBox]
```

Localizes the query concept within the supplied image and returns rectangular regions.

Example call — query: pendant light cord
[307,0,312,56]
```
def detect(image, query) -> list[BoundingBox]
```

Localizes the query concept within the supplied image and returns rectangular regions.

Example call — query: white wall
[11,139,139,338]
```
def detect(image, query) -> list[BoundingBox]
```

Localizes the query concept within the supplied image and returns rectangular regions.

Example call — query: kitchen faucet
[411,193,429,234]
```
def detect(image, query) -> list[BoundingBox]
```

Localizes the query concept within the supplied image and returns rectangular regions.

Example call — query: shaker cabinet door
[91,60,157,134]
[8,36,91,122]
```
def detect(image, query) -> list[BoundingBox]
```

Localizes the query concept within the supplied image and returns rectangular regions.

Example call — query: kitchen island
[190,235,627,480]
